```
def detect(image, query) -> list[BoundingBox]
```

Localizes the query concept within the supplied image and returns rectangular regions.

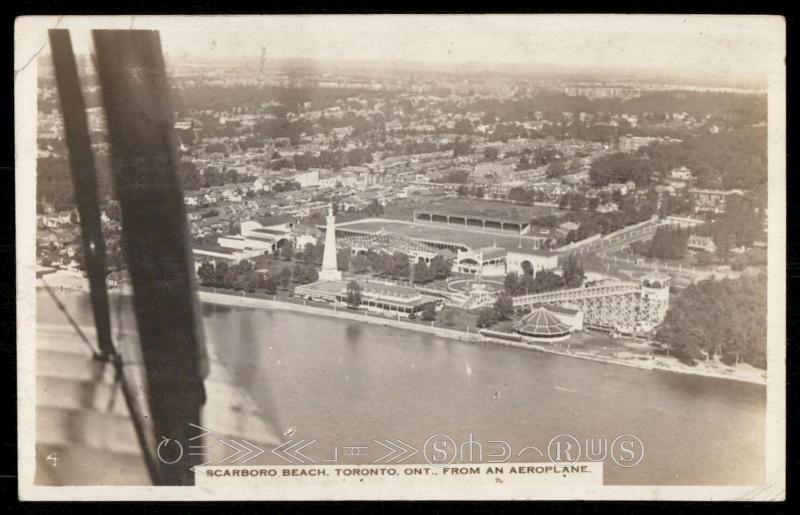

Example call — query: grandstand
[326,217,559,278]
[338,230,444,263]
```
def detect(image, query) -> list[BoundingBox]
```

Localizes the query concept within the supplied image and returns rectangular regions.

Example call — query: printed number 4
[46,452,58,467]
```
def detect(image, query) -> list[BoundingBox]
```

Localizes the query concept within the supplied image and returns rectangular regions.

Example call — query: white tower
[320,203,342,281]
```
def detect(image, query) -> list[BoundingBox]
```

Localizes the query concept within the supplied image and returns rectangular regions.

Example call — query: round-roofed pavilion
[513,303,571,342]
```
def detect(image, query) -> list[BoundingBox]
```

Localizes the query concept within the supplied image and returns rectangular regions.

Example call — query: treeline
[380,136,473,158]
[37,155,114,212]
[631,227,689,260]
[180,161,254,191]
[431,169,470,184]
[656,274,767,368]
[697,194,767,250]
[455,184,487,199]
[590,153,658,187]
[344,250,453,284]
[609,127,768,192]
[464,91,766,125]
[173,84,390,116]
[276,147,374,171]
[196,259,319,293]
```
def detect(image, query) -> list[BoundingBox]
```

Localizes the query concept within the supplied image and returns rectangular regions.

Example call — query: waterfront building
[293,279,437,316]
[513,304,572,342]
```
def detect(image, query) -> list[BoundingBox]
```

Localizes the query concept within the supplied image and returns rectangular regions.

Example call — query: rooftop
[193,244,237,255]
[296,279,435,307]
[513,305,571,337]
[250,227,290,236]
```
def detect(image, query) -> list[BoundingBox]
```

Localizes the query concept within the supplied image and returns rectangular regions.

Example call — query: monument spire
[320,203,343,281]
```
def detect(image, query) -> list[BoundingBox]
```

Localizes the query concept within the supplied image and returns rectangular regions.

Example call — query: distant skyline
[31,14,784,88]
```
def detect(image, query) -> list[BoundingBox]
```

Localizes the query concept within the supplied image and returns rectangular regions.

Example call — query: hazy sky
[31,14,785,85]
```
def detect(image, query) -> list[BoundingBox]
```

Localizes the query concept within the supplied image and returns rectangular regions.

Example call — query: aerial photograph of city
[19,14,783,500]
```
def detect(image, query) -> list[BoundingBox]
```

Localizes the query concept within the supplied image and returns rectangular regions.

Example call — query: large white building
[199,216,318,263]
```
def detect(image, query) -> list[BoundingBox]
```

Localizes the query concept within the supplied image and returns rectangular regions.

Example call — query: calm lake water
[38,289,766,485]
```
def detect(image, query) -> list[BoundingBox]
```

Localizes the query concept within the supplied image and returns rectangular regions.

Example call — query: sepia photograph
[14,14,786,500]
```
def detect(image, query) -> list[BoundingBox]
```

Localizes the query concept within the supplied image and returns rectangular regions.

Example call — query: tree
[391,252,411,279]
[504,272,520,295]
[656,274,766,368]
[346,280,362,308]
[212,260,229,287]
[706,194,765,250]
[280,241,295,261]
[546,161,567,178]
[634,227,689,260]
[351,253,371,274]
[413,259,432,284]
[237,259,253,273]
[442,309,456,327]
[590,153,656,187]
[277,267,293,288]
[493,292,515,321]
[429,255,453,280]
[263,275,278,294]
[364,199,384,216]
[561,254,585,288]
[520,260,534,276]
[476,307,498,328]
[292,263,318,285]
[303,242,323,265]
[197,260,215,286]
[484,147,500,161]
[420,302,437,321]
[337,247,352,271]
[694,251,717,267]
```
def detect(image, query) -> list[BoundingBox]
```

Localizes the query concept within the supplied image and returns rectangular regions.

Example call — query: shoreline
[37,274,767,386]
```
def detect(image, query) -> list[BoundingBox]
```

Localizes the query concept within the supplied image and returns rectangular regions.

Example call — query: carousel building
[513,303,572,342]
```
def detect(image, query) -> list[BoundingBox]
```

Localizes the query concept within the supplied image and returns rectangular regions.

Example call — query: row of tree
[349,251,453,283]
[180,161,253,191]
[631,226,690,260]
[196,259,319,293]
